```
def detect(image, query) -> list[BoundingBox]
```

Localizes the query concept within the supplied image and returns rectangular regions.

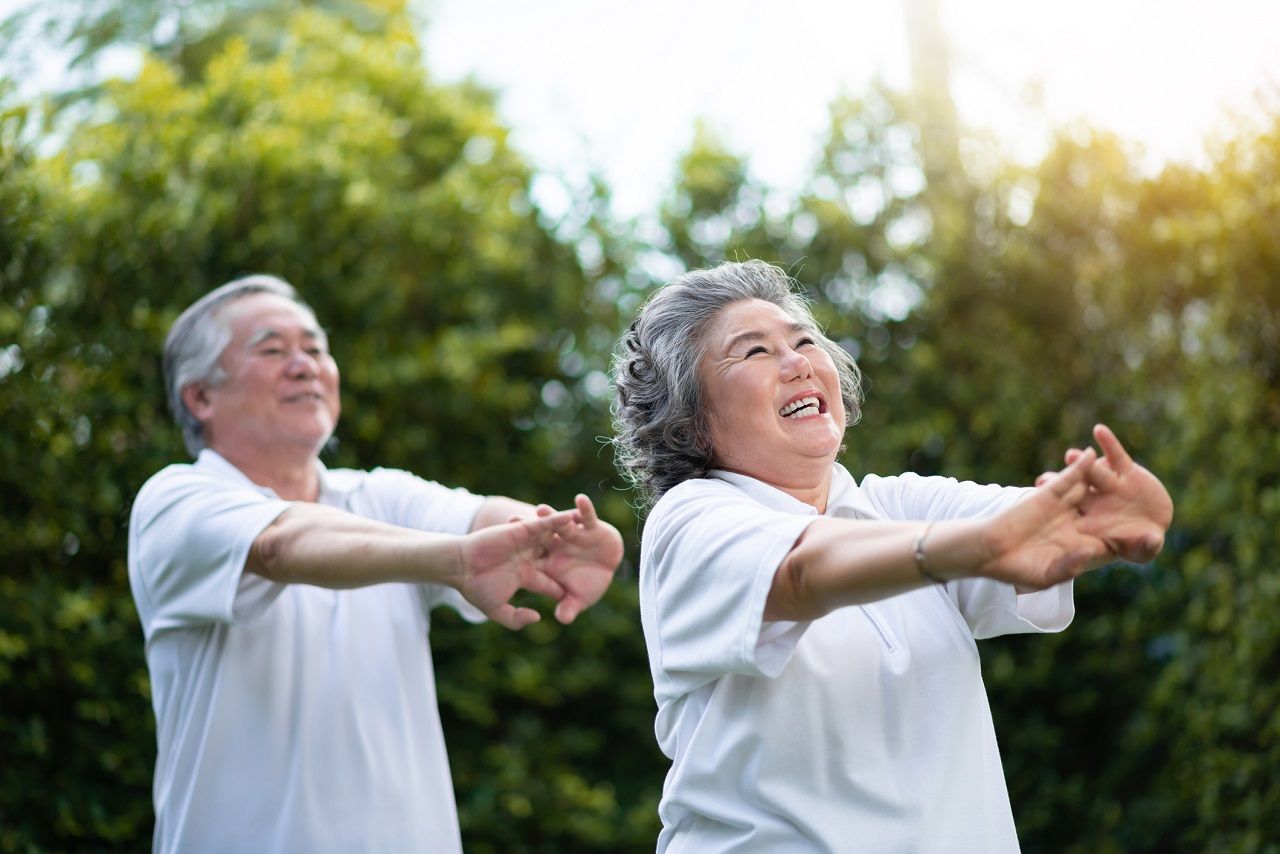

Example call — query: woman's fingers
[1052,539,1108,579]
[1047,446,1095,499]
[574,494,598,528]
[1094,423,1134,474]
[1061,475,1091,508]
[1086,460,1120,492]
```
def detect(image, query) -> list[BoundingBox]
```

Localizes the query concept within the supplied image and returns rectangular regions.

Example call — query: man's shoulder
[132,456,271,521]
[334,465,436,496]
[136,460,212,501]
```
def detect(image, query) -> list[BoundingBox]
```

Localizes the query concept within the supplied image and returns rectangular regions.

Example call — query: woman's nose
[780,347,813,380]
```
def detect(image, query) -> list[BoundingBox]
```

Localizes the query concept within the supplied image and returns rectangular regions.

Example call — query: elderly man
[127,274,623,853]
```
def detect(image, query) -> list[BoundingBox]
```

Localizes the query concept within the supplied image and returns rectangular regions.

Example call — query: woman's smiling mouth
[779,393,826,419]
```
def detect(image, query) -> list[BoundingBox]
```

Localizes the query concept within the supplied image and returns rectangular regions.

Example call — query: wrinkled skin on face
[699,299,846,507]
[185,293,342,464]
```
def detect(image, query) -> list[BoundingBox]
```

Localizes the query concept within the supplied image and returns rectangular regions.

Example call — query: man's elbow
[248,514,292,582]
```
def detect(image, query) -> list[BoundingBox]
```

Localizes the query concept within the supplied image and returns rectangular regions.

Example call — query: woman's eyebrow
[723,322,809,352]
[723,330,768,352]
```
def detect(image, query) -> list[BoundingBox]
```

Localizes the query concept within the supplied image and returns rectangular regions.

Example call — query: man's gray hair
[612,260,863,508]
[163,274,315,457]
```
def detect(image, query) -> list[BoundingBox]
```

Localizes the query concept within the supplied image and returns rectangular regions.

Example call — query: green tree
[1,3,661,848]
[651,77,1280,850]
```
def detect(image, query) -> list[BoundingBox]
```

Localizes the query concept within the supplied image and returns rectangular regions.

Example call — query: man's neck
[211,444,321,502]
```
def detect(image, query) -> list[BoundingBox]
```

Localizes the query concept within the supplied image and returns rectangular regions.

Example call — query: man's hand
[456,513,574,630]
[540,494,624,624]
[1036,424,1173,564]
[457,495,623,630]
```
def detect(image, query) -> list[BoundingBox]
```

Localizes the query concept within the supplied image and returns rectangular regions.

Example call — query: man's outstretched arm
[247,497,621,628]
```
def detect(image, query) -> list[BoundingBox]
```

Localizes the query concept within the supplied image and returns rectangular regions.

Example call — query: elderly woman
[613,260,1172,852]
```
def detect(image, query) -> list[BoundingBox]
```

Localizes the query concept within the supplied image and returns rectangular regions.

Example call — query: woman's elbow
[764,553,826,622]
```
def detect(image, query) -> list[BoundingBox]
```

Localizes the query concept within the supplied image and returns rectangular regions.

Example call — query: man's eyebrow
[245,326,327,347]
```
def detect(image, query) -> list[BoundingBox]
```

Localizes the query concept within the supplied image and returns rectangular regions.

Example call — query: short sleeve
[346,467,487,620]
[947,578,1074,638]
[128,467,291,640]
[858,471,1074,638]
[641,481,816,701]
[350,468,485,535]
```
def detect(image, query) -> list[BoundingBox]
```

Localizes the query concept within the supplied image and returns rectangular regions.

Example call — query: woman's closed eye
[796,336,816,348]
[745,345,768,357]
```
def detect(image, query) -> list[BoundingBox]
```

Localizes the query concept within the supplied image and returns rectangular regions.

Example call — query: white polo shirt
[128,450,485,854]
[640,464,1074,854]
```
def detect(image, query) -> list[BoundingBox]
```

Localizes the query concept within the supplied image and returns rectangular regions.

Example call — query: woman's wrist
[921,519,994,582]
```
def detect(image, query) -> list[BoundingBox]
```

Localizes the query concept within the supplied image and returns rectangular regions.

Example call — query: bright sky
[420,0,1280,217]
[3,0,1278,219]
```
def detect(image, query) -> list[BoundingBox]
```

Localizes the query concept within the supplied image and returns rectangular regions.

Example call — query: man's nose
[285,348,319,378]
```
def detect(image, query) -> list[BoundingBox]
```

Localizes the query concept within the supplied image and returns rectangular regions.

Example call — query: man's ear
[182,382,214,421]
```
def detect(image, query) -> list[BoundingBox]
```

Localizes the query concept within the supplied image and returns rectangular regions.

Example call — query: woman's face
[698,299,846,485]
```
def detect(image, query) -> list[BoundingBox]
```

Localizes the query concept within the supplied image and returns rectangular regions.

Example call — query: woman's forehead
[707,299,807,344]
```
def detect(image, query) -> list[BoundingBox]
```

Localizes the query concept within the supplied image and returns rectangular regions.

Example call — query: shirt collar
[194,448,360,500]
[709,463,874,519]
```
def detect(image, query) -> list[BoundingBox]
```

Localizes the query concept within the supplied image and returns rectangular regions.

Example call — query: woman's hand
[1036,424,1173,564]
[970,447,1112,590]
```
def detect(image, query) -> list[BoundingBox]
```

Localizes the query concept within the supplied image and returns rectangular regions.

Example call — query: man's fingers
[1035,471,1057,487]
[1094,423,1134,474]
[536,508,580,533]
[491,604,540,631]
[1063,448,1083,465]
[522,567,567,600]
[554,597,583,625]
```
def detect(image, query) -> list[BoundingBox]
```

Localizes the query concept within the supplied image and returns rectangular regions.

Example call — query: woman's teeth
[780,396,820,418]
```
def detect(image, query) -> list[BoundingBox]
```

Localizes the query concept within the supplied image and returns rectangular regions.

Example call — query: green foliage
[3,0,1279,849]
[650,81,1280,850]
[1,3,655,849]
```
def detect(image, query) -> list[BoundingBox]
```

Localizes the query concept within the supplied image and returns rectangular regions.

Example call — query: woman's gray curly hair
[612,260,863,508]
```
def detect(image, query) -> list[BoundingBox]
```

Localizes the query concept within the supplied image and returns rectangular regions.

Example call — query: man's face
[189,293,341,460]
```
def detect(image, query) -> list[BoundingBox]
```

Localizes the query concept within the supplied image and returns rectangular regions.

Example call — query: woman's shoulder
[651,474,750,517]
